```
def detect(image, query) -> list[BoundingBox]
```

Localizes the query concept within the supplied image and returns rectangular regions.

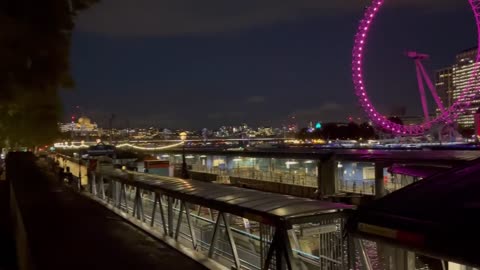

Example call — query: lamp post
[179,132,189,179]
[76,153,82,191]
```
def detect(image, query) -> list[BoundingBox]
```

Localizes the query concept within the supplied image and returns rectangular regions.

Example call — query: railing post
[174,201,185,240]
[355,238,373,270]
[114,181,121,207]
[184,202,197,250]
[347,235,356,270]
[221,213,241,270]
[111,180,118,206]
[153,193,168,234]
[263,230,279,270]
[208,208,214,221]
[195,205,202,226]
[132,189,137,216]
[133,187,144,221]
[278,228,294,270]
[98,175,105,200]
[106,179,112,204]
[91,172,97,196]
[208,212,222,258]
[119,183,128,213]
[288,230,308,270]
[167,196,174,237]
[151,193,158,226]
[133,187,139,217]
[139,189,145,221]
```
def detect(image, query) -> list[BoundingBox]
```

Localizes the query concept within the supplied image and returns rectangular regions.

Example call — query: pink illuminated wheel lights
[352,0,480,136]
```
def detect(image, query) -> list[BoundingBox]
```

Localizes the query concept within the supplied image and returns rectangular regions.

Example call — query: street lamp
[179,132,189,179]
[77,153,82,191]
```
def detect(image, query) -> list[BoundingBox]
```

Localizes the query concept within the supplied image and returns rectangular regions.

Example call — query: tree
[387,116,403,125]
[296,122,378,141]
[297,128,311,140]
[458,126,475,138]
[0,0,99,148]
[320,123,338,140]
[346,122,360,139]
[359,122,376,139]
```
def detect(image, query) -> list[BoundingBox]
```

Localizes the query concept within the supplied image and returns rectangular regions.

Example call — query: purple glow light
[351,0,480,136]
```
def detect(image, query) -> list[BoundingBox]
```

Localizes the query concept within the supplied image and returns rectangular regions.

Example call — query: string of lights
[53,142,184,150]
[53,143,89,149]
[115,142,184,150]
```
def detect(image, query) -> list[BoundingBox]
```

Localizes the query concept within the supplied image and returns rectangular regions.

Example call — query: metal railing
[338,180,375,195]
[50,155,449,270]
[191,165,318,188]
[85,169,349,270]
[192,165,417,196]
[338,179,414,195]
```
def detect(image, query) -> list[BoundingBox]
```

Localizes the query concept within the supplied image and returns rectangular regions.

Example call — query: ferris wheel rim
[352,0,480,136]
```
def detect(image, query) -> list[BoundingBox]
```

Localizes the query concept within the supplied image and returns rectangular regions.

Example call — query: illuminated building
[435,47,480,127]
[60,117,98,134]
[475,108,480,139]
[452,47,480,127]
[435,67,454,113]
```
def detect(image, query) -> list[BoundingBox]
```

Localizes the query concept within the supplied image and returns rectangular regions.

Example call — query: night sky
[63,0,476,129]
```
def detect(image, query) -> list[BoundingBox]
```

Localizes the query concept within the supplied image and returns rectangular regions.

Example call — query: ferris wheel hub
[405,51,430,60]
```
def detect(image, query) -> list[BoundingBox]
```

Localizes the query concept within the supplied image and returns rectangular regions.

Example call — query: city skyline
[63,1,476,129]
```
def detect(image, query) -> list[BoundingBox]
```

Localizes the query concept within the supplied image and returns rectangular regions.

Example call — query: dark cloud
[76,0,361,37]
[76,0,459,37]
[207,111,247,120]
[246,96,266,104]
[68,0,471,128]
[207,112,224,120]
[292,103,359,123]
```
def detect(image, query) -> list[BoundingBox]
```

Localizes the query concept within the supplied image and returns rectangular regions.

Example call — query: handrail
[121,184,339,269]
[99,168,351,227]
[86,168,350,270]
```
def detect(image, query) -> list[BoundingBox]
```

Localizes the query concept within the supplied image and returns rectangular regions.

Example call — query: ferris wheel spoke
[415,62,430,122]
[417,61,446,113]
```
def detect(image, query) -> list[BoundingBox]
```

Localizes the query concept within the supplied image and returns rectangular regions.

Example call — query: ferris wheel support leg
[418,62,445,113]
[415,61,430,122]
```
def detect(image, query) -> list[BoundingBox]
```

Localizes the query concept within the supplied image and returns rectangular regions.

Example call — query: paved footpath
[0,180,17,270]
[8,153,206,270]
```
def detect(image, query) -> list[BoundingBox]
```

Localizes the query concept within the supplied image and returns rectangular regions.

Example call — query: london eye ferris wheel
[352,0,480,136]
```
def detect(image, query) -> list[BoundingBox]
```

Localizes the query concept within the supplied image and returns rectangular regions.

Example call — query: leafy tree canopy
[296,122,377,141]
[0,0,99,148]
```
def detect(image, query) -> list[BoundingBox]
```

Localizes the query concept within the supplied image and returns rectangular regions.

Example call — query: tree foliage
[387,116,404,126]
[0,0,99,148]
[297,122,377,141]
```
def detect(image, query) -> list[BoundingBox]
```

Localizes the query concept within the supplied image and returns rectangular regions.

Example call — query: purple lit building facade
[436,47,480,128]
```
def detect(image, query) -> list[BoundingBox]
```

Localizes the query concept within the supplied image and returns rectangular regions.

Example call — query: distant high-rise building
[435,67,454,111]
[435,47,480,127]
[452,47,480,127]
